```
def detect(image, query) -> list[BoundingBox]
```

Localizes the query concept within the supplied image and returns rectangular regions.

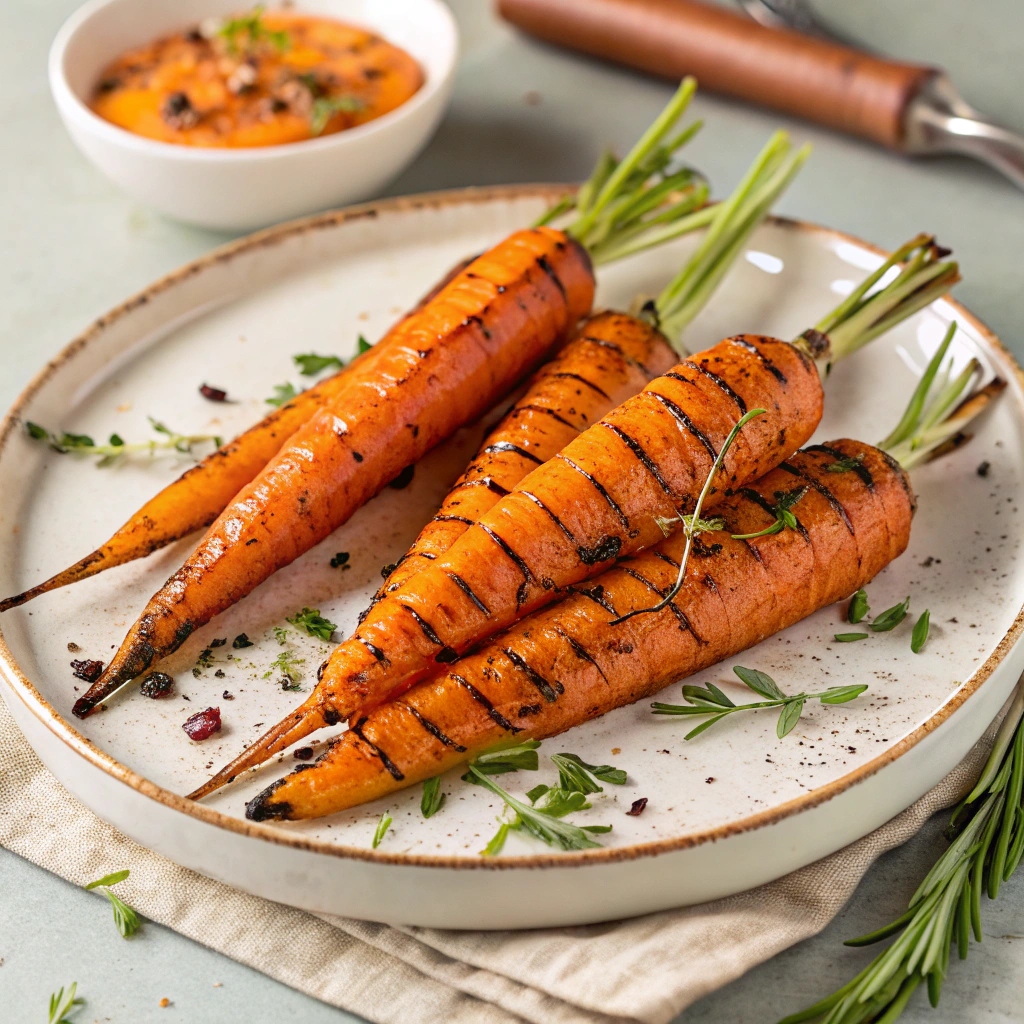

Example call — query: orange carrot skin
[75,229,594,717]
[0,256,475,615]
[311,334,822,721]
[247,439,913,820]
[192,333,822,796]
[373,311,678,602]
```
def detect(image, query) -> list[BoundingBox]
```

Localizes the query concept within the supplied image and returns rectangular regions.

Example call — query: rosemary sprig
[781,686,1024,1024]
[652,666,868,740]
[25,418,220,465]
[85,869,140,938]
[49,983,84,1024]
[610,407,766,625]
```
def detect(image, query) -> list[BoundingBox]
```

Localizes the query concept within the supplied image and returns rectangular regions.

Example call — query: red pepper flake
[140,671,174,699]
[626,798,648,817]
[293,746,314,760]
[70,659,104,683]
[182,707,221,741]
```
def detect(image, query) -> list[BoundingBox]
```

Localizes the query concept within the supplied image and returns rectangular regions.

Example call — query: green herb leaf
[372,812,392,848]
[357,334,372,354]
[525,783,550,803]
[293,352,344,376]
[734,665,786,701]
[531,786,591,817]
[777,697,804,738]
[272,625,289,645]
[108,433,124,447]
[26,418,218,463]
[825,454,864,473]
[266,382,298,407]
[286,606,337,642]
[216,5,290,56]
[85,869,130,890]
[681,681,736,708]
[847,588,870,623]
[731,487,807,541]
[26,421,50,441]
[870,597,911,632]
[481,821,512,857]
[834,632,869,642]
[912,609,931,653]
[819,684,869,704]
[464,739,541,778]
[48,983,84,1024]
[310,94,365,136]
[421,776,445,818]
[551,752,627,794]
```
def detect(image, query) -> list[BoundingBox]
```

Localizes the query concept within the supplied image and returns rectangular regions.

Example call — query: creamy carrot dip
[89,7,423,148]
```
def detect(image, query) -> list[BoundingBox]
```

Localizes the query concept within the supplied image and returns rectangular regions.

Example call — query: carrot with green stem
[1,84,710,618]
[244,349,1002,823]
[190,227,957,799]
[72,80,720,718]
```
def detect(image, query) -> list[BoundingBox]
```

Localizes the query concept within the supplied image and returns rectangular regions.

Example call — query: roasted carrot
[71,81,720,716]
[373,311,677,602]
[245,438,915,820]
[0,255,478,616]
[190,233,958,799]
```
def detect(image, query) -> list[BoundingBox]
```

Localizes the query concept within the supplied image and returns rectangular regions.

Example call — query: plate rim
[2,182,1022,871]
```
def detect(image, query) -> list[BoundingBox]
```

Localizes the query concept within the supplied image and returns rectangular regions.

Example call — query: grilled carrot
[0,255,477,616]
[246,438,914,820]
[71,81,720,716]
[190,234,958,799]
[373,312,677,602]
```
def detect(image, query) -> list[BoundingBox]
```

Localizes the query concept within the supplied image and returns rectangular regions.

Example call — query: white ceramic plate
[2,186,1023,930]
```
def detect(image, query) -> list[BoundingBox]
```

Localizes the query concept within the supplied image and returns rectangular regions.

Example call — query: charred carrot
[73,81,713,716]
[188,232,957,799]
[245,438,914,820]
[0,252,483,616]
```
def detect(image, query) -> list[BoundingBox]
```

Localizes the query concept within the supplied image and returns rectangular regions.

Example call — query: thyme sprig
[49,983,84,1023]
[652,666,868,740]
[25,418,221,465]
[85,869,140,938]
[730,485,807,540]
[610,408,766,626]
[780,686,1024,1024]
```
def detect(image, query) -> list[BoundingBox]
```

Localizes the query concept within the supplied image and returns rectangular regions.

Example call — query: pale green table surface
[2,1,1023,1021]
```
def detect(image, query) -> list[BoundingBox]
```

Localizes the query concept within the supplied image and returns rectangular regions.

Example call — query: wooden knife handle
[496,0,937,149]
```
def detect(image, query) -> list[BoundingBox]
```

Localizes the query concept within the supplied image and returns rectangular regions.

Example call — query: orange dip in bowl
[89,8,424,148]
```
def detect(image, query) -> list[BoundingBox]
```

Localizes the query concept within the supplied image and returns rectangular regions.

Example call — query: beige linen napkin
[0,694,996,1024]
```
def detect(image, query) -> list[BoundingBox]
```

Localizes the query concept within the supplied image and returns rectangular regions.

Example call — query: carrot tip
[245,779,292,821]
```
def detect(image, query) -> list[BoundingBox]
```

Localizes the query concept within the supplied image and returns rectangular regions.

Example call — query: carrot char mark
[400,702,467,751]
[778,461,856,535]
[451,673,521,733]
[553,626,609,683]
[517,404,577,430]
[549,372,610,400]
[403,606,445,646]
[461,315,491,340]
[483,441,542,464]
[601,422,676,498]
[577,535,622,566]
[535,255,567,301]
[520,491,576,542]
[357,637,389,665]
[684,362,748,414]
[728,336,789,383]
[648,393,719,463]
[479,524,534,602]
[808,443,875,489]
[445,572,490,615]
[503,647,563,702]
[557,455,630,529]
[350,718,405,781]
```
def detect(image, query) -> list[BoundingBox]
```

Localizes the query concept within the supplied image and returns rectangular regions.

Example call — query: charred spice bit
[214,669,226,678]
[705,777,716,783]
[140,672,175,699]
[70,659,104,683]
[293,746,314,760]
[232,633,254,649]
[192,647,215,677]
[626,798,648,816]
[182,707,221,741]
[67,641,81,652]
[977,460,991,477]
[330,551,350,569]
[388,464,415,489]
[210,637,227,648]
[199,383,229,402]
[162,90,200,130]
[222,690,234,700]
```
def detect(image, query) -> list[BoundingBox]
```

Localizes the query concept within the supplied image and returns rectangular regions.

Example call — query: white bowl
[49,0,458,232]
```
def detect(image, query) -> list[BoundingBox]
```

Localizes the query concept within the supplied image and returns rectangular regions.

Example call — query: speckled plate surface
[2,185,1023,929]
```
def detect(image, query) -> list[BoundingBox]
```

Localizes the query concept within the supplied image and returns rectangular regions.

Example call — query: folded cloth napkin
[0,693,996,1024]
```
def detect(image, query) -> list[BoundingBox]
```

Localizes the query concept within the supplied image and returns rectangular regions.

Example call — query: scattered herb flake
[48,983,84,1024]
[372,812,392,848]
[309,94,365,136]
[293,352,344,376]
[911,609,931,653]
[266,382,298,407]
[263,650,304,687]
[286,607,337,642]
[825,454,864,473]
[357,334,372,354]
[421,776,445,818]
[870,597,911,632]
[232,633,254,649]
[834,632,869,642]
[847,588,870,623]
[85,870,140,938]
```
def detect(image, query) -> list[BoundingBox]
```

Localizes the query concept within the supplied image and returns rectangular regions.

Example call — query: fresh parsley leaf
[847,588,870,623]
[85,870,140,938]
[733,666,786,701]
[26,421,50,441]
[834,632,869,642]
[421,776,445,818]
[357,334,372,354]
[372,812,392,848]
[293,352,344,376]
[273,625,290,645]
[216,5,290,56]
[911,609,931,653]
[870,597,911,632]
[286,607,337,642]
[266,382,298,407]
[108,433,124,447]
